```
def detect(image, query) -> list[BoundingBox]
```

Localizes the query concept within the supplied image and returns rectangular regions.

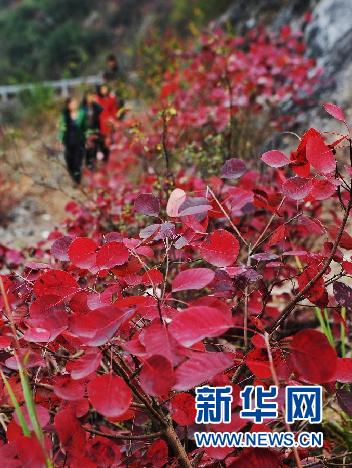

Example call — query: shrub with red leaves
[0,22,352,468]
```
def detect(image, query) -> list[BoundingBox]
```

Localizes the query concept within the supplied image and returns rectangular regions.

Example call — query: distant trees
[170,0,233,28]
[0,0,108,83]
[0,0,235,85]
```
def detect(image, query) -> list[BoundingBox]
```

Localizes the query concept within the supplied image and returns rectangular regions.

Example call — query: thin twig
[84,427,162,441]
[268,198,352,337]
[206,185,248,245]
[250,196,285,253]
[107,351,192,468]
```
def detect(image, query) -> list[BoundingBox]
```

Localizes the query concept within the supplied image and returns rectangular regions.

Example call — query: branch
[108,352,164,424]
[303,452,352,468]
[250,197,285,253]
[84,427,162,441]
[106,351,192,468]
[268,199,352,338]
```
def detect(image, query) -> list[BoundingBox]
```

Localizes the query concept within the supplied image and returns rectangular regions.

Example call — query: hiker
[102,54,126,118]
[80,91,109,169]
[59,97,86,184]
[95,84,118,162]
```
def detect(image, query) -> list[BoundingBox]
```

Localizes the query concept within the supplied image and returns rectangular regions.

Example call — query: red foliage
[0,20,352,467]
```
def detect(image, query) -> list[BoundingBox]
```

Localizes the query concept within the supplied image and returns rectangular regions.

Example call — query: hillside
[0,0,233,84]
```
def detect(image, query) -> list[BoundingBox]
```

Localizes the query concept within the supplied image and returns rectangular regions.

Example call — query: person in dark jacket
[59,97,87,184]
[103,54,122,83]
[80,91,108,169]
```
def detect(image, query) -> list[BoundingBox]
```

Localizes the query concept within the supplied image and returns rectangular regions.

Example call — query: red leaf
[33,270,78,299]
[87,284,121,309]
[53,376,85,401]
[204,444,234,461]
[96,242,129,269]
[5,349,44,370]
[14,405,50,432]
[134,193,160,216]
[139,355,175,396]
[246,359,271,379]
[140,322,181,365]
[67,349,102,380]
[65,399,89,418]
[199,229,240,267]
[23,327,49,343]
[139,222,175,240]
[70,306,130,346]
[145,440,168,468]
[298,266,326,304]
[141,268,163,286]
[178,197,211,216]
[306,133,336,174]
[170,393,197,426]
[343,261,352,274]
[166,188,187,217]
[173,352,233,391]
[85,436,121,464]
[323,102,346,122]
[0,435,46,467]
[261,150,289,168]
[310,178,336,200]
[329,226,352,249]
[68,237,98,270]
[0,336,11,348]
[169,306,232,347]
[24,294,68,343]
[282,177,312,200]
[172,268,215,292]
[220,158,247,179]
[88,374,132,417]
[51,236,73,261]
[290,329,337,383]
[266,225,286,247]
[54,408,86,457]
[335,358,352,383]
[230,448,281,468]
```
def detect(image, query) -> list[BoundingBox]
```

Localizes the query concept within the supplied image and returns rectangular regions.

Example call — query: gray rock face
[306,0,352,104]
[306,0,352,67]
[219,0,312,31]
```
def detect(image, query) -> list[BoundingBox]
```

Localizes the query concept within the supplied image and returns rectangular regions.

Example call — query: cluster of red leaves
[156,25,320,149]
[0,24,352,468]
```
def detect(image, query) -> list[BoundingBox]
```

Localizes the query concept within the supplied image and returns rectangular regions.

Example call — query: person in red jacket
[95,84,118,162]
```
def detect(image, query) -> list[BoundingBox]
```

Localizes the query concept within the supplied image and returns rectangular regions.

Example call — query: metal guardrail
[0,75,103,101]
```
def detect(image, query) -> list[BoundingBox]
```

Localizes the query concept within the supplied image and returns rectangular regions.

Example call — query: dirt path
[0,128,87,249]
[0,98,143,249]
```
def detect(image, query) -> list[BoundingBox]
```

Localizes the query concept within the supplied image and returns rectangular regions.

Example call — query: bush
[0,22,351,467]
